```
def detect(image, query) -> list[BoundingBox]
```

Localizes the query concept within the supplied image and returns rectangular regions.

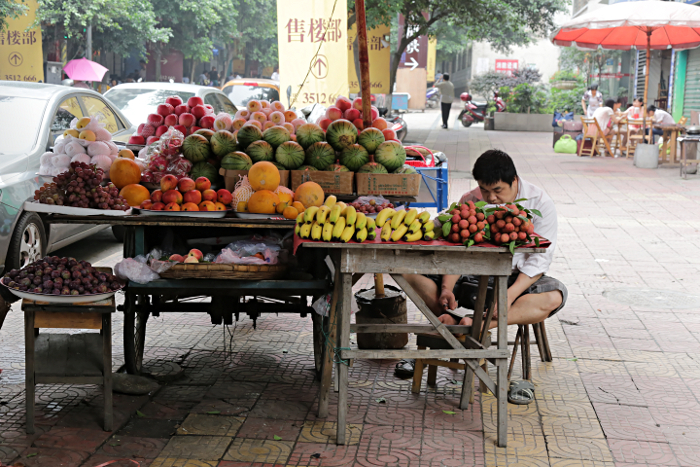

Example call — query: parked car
[0,82,134,273]
[104,83,238,136]
[221,78,280,108]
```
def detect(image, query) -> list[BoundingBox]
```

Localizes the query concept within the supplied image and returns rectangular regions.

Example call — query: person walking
[582,83,604,118]
[209,67,219,87]
[434,73,455,129]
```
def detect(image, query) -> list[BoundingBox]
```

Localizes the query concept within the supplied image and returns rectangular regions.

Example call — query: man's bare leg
[401,274,444,316]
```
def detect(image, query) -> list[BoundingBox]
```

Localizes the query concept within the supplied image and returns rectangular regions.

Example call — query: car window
[80,96,124,134]
[223,85,280,107]
[204,93,222,113]
[104,88,195,125]
[0,96,47,156]
[216,93,237,115]
[51,97,83,135]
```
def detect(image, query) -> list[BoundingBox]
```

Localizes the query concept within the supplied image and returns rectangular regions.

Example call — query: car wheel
[6,212,46,270]
[112,225,125,242]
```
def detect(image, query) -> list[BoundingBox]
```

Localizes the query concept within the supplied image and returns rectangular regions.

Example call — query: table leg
[671,130,678,164]
[461,275,488,409]
[102,313,113,432]
[681,141,687,179]
[318,259,341,418]
[496,275,508,448]
[24,311,35,434]
[336,272,352,445]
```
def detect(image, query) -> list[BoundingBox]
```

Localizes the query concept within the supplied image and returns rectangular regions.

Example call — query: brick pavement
[1,114,700,466]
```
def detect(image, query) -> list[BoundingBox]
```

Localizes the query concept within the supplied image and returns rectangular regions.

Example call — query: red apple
[155,125,169,137]
[195,177,211,191]
[344,108,361,121]
[147,113,164,126]
[140,199,153,210]
[157,103,175,117]
[188,96,204,108]
[181,202,200,212]
[325,106,343,121]
[201,189,217,202]
[336,96,352,112]
[151,189,163,203]
[160,174,178,192]
[190,126,201,134]
[352,118,364,131]
[372,117,388,130]
[178,177,195,192]
[179,113,196,127]
[183,190,202,205]
[318,118,331,131]
[128,135,145,145]
[174,104,188,116]
[164,202,181,211]
[184,256,199,263]
[191,105,207,120]
[382,128,397,141]
[169,254,185,262]
[352,97,363,111]
[146,136,159,145]
[198,200,216,211]
[164,114,178,127]
[162,189,183,205]
[173,124,188,136]
[165,96,183,107]
[216,189,233,205]
[187,248,203,260]
[151,202,165,211]
[199,116,215,129]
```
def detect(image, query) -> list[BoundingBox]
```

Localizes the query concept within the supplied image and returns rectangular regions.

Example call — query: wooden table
[304,242,545,448]
[655,124,685,163]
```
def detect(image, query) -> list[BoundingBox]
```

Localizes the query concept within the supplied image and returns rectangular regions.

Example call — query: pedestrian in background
[434,73,454,129]
[582,83,603,118]
[209,67,219,87]
[271,67,280,81]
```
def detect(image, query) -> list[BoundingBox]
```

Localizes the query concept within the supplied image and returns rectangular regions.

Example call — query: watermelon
[263,126,291,149]
[246,140,274,162]
[325,163,350,172]
[304,141,335,170]
[394,165,417,174]
[221,151,253,170]
[339,144,369,171]
[182,134,211,163]
[190,161,220,185]
[296,165,318,171]
[374,141,406,172]
[271,161,287,171]
[275,141,305,169]
[194,129,216,141]
[237,124,263,150]
[211,130,237,157]
[296,123,325,149]
[357,161,388,173]
[357,127,385,153]
[326,119,358,151]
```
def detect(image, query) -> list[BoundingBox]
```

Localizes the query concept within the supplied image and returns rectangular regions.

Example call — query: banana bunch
[295,196,377,243]
[375,207,435,242]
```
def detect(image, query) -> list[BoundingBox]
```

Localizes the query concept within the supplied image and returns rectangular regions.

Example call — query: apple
[183,190,202,205]
[191,105,207,120]
[344,108,361,121]
[216,189,233,205]
[372,118,388,130]
[169,254,184,262]
[178,177,195,192]
[318,118,331,131]
[179,113,196,127]
[336,96,352,112]
[128,135,145,145]
[199,116,215,129]
[188,96,204,108]
[174,104,189,116]
[155,125,169,137]
[201,189,217,202]
[195,177,211,191]
[151,189,163,203]
[190,126,201,134]
[165,96,183,107]
[140,199,153,210]
[173,124,188,136]
[164,202,181,211]
[162,189,183,205]
[188,249,203,260]
[118,149,135,160]
[160,174,178,192]
[157,104,175,117]
[164,114,178,127]
[151,202,165,211]
[184,256,199,264]
[146,136,159,145]
[181,202,200,211]
[198,200,216,211]
[352,118,364,131]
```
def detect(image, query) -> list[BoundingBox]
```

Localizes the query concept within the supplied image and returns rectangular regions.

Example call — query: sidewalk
[1,120,700,467]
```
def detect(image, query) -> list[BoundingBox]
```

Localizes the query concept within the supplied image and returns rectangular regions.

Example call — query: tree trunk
[191,59,198,84]
[155,48,162,82]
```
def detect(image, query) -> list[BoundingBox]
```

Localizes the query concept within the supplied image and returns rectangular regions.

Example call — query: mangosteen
[8,269,19,278]
[43,280,54,289]
[61,271,71,280]
[72,270,81,279]
[8,281,17,288]
[70,289,79,295]
[51,270,60,279]
[20,278,31,287]
[53,277,63,287]
[97,284,108,293]
[97,273,107,283]
[19,269,28,278]
[78,286,85,293]
[52,288,60,295]
[32,276,41,285]
[61,287,70,295]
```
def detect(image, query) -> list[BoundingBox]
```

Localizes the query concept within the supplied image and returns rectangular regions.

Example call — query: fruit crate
[411,161,449,212]
[159,262,288,280]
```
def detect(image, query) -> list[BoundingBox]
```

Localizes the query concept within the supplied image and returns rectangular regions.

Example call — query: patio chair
[624,117,653,159]
[579,117,613,157]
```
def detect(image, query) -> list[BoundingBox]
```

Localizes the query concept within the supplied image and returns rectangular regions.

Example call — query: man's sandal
[394,359,415,378]
[508,380,535,405]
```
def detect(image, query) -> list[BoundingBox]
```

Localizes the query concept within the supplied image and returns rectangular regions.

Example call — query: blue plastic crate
[410,163,449,211]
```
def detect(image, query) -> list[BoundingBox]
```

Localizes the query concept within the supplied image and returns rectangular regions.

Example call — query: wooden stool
[507,321,552,381]
[23,295,115,433]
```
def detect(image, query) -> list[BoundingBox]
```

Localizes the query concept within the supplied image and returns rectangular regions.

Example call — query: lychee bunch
[440,201,487,245]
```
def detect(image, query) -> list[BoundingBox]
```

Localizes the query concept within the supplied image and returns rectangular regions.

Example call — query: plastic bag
[215,238,282,265]
[158,127,184,156]
[114,256,160,284]
[353,195,389,206]
[312,294,332,317]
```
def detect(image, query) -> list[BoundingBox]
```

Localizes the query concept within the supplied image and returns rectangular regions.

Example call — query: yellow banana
[299,222,312,239]
[417,211,431,224]
[366,217,376,231]
[355,227,368,243]
[367,227,377,241]
[332,216,346,240]
[375,208,395,228]
[322,221,334,242]
[391,210,407,229]
[407,219,422,235]
[403,208,418,226]
[328,204,342,224]
[295,223,301,236]
[423,230,436,241]
[316,205,330,224]
[422,221,435,233]
[355,212,367,230]
[311,221,322,240]
[344,206,357,226]
[380,223,392,241]
[340,225,355,243]
[296,212,305,225]
[304,206,319,224]
[324,195,337,208]
[391,224,409,242]
[403,230,422,242]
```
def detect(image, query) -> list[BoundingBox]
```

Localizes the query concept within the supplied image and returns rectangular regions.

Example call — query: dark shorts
[425,273,568,318]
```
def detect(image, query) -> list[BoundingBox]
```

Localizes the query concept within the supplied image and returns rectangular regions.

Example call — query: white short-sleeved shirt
[455,177,558,278]
[583,90,604,117]
[653,109,675,125]
[593,106,614,131]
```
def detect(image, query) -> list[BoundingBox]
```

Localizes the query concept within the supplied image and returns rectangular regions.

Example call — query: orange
[247,190,279,214]
[292,201,305,213]
[111,158,142,189]
[276,200,288,214]
[119,184,150,207]
[294,181,324,208]
[248,161,280,192]
[283,206,299,220]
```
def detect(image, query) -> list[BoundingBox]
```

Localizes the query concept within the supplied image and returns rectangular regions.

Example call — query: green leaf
[26,453,37,458]
[534,237,540,247]
[567,358,578,361]
[448,202,458,212]
[443,410,456,415]
[475,201,487,208]
[438,214,450,223]
[273,435,282,440]
[530,209,542,217]
[442,222,452,238]
[509,241,515,254]
[514,198,528,203]
[207,411,221,414]
[466,239,475,248]
[136,410,145,418]
[375,397,386,403]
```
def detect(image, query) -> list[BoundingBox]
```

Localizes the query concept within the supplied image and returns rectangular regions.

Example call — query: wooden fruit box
[159,263,287,280]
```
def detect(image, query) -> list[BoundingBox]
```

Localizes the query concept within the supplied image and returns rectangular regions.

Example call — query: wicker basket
[159,263,288,280]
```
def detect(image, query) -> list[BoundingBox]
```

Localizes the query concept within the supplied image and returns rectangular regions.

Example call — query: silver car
[104,82,238,130]
[0,82,134,273]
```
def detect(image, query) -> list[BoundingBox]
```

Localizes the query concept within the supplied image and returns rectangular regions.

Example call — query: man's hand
[438,289,457,312]
[438,314,457,325]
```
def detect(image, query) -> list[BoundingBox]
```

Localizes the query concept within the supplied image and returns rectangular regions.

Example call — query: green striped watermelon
[357,127,385,153]
[263,126,291,149]
[210,130,237,158]
[393,165,417,174]
[325,163,350,172]
[236,124,263,150]
[374,141,406,172]
[357,161,388,173]
[296,165,318,171]
[182,134,211,163]
[221,151,253,170]
[326,119,358,151]
[339,144,369,171]
[275,141,305,169]
[296,123,325,149]
[194,129,215,141]
[304,141,335,170]
[246,140,274,162]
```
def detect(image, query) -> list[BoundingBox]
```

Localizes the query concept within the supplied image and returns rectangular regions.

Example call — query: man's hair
[647,104,657,113]
[604,98,616,108]
[472,149,518,186]
[443,74,450,81]
[634,97,644,105]
[590,83,599,90]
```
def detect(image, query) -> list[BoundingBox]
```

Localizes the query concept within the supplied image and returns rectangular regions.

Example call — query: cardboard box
[219,168,290,192]
[355,173,421,197]
[290,171,354,195]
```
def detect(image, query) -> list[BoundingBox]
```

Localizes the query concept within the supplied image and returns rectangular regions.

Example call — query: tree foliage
[0,0,28,34]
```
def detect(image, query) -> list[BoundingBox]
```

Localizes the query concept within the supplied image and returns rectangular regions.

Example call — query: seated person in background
[647,105,675,143]
[396,150,568,403]
[592,98,616,135]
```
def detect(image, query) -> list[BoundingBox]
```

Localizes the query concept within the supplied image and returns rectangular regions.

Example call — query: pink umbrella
[551,1,700,115]
[63,58,109,82]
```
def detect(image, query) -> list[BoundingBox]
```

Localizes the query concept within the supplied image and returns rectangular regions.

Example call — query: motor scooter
[458,92,505,127]
[426,87,440,109]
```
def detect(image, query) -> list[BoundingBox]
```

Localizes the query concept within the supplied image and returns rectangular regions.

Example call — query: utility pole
[86,23,92,60]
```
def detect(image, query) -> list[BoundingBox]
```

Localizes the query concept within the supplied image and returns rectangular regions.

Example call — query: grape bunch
[348,199,394,214]
[1,256,125,296]
[34,162,130,211]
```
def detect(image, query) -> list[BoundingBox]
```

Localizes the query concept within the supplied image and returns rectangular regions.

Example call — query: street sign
[426,36,437,82]
[348,22,390,94]
[277,0,349,108]
[398,14,428,70]
[0,0,43,83]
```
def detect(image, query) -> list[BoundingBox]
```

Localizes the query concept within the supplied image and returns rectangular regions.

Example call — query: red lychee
[469,224,478,233]
[504,223,515,233]
[458,219,469,229]
[449,233,461,243]
[513,217,522,227]
[452,214,461,224]
[496,220,506,229]
[460,229,470,239]
[476,212,485,221]
[518,232,527,241]
[452,223,460,233]
[487,215,495,224]
[468,215,477,224]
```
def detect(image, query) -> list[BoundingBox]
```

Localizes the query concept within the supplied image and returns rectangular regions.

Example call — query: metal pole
[643,30,651,140]
[86,23,92,60]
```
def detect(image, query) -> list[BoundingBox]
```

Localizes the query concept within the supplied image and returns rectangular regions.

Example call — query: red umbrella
[551,1,700,114]
[63,58,109,82]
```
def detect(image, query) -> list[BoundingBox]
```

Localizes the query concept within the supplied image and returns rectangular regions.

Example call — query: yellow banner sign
[277,0,348,108]
[347,23,390,95]
[0,0,43,83]
[427,36,437,82]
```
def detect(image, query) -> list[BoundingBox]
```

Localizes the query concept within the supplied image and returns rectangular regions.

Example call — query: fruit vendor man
[395,149,567,404]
